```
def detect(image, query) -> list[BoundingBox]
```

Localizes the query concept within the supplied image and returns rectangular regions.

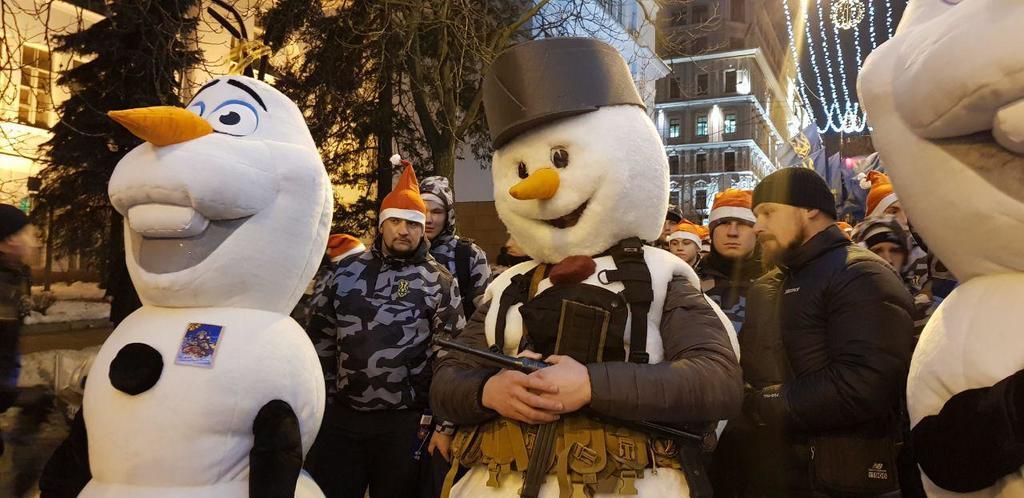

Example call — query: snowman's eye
[208,99,259,137]
[551,147,569,168]
[187,101,205,117]
[517,161,529,179]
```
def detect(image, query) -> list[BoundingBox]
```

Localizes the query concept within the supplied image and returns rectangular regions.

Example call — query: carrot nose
[108,106,213,146]
[509,168,560,200]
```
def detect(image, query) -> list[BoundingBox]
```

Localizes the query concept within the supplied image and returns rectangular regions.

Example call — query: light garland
[785,0,903,134]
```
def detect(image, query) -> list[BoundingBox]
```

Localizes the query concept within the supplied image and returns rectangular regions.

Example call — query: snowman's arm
[587,276,743,424]
[431,299,501,425]
[249,399,303,498]
[913,369,1024,493]
[39,408,91,498]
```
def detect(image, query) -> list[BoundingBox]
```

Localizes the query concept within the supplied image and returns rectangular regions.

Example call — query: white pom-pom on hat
[390,154,402,166]
[858,172,872,190]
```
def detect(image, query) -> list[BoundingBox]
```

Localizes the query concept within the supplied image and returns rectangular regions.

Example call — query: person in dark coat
[0,204,32,457]
[736,168,915,497]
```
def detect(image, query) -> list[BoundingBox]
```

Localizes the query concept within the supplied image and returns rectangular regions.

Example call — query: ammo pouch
[444,415,683,498]
[809,434,900,496]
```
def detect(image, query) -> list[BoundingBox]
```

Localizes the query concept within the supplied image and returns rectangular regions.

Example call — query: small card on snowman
[175,323,224,368]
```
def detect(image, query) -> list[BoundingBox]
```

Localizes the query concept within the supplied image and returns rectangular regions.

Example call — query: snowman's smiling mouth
[126,204,251,274]
[542,201,588,229]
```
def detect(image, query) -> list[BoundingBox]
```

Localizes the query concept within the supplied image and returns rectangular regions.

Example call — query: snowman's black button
[109,343,163,395]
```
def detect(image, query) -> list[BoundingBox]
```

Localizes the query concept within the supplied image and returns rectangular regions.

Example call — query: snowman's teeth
[127,204,209,239]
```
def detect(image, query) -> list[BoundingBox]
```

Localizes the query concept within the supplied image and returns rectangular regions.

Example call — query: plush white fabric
[82,308,326,498]
[860,2,1024,496]
[89,76,331,497]
[492,106,669,264]
[451,462,689,498]
[109,76,332,315]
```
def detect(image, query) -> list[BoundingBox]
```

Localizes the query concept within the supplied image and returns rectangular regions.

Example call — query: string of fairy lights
[784,0,905,134]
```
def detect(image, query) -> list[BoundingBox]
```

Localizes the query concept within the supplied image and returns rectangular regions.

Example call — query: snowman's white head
[858,0,1024,281]
[107,76,332,313]
[493,105,668,263]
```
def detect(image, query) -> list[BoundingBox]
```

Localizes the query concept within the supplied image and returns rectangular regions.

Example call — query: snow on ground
[24,300,110,325]
[31,281,105,301]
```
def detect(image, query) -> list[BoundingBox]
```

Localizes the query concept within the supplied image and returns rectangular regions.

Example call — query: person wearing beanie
[860,170,909,227]
[731,167,915,496]
[665,220,704,267]
[0,204,30,457]
[304,156,466,498]
[655,204,685,248]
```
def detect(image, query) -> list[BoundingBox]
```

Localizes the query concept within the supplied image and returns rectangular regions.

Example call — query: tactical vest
[443,239,709,498]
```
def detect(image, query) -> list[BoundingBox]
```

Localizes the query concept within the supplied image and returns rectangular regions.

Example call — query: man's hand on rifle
[483,352,564,424]
[531,355,592,414]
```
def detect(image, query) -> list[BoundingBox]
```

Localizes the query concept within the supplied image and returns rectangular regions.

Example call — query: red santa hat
[859,170,898,218]
[326,233,366,262]
[709,189,756,226]
[379,155,427,227]
[666,221,704,247]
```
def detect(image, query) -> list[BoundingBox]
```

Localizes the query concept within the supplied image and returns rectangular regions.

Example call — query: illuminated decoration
[831,0,866,30]
[783,0,907,134]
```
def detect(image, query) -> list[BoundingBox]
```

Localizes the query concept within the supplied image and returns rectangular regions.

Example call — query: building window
[724,69,738,93]
[732,0,745,21]
[669,78,681,99]
[696,116,708,137]
[696,152,707,173]
[18,46,53,128]
[695,190,708,209]
[669,118,681,138]
[725,113,737,134]
[724,151,737,172]
[696,73,709,95]
[668,155,681,175]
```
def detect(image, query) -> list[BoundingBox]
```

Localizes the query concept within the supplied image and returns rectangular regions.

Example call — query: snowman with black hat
[431,37,742,498]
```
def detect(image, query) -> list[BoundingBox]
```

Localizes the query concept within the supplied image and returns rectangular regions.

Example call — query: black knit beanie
[0,204,29,241]
[752,167,837,219]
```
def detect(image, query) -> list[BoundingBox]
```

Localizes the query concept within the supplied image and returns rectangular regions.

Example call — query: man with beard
[305,161,465,498]
[734,167,915,497]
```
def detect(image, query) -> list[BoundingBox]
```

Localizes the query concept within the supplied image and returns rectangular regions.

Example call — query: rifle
[434,337,708,443]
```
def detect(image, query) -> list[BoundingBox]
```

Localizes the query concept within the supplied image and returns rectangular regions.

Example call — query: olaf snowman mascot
[859,1,1024,496]
[431,38,742,498]
[40,76,331,498]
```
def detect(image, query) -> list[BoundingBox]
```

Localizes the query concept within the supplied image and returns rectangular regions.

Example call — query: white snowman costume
[860,1,1024,496]
[444,38,740,498]
[53,76,331,498]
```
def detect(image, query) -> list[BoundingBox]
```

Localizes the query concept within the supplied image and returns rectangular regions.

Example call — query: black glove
[742,384,790,428]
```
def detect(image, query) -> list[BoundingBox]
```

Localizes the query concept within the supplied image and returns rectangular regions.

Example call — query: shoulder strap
[603,238,653,364]
[454,239,476,319]
[491,264,546,354]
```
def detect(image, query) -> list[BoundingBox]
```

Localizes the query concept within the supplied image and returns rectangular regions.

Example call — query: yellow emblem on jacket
[395,280,410,298]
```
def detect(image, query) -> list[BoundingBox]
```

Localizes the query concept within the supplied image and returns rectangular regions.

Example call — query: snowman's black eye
[517,161,529,179]
[551,147,569,168]
[219,112,241,125]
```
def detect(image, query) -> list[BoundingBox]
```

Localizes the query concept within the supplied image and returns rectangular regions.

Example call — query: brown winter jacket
[430,275,743,427]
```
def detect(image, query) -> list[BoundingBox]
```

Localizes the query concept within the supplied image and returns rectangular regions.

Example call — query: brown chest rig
[443,239,701,498]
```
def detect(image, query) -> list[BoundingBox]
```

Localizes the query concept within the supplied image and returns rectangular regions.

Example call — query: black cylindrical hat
[482,37,645,148]
[752,167,837,219]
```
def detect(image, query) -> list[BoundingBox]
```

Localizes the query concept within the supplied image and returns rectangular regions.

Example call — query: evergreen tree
[36,0,200,321]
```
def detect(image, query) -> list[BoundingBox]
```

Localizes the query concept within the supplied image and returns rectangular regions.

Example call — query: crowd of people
[287,158,956,498]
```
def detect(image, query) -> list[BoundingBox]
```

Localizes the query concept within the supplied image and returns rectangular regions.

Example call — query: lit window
[696,116,708,137]
[725,113,737,134]
[669,119,681,138]
[18,46,53,128]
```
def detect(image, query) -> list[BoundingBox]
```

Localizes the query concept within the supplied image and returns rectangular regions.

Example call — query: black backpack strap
[453,239,477,320]
[602,238,653,364]
[491,264,547,354]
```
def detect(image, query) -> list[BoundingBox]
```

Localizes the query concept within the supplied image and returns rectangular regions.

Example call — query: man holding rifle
[429,37,742,498]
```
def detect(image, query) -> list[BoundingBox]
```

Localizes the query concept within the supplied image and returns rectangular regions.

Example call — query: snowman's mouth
[543,201,588,229]
[126,204,251,274]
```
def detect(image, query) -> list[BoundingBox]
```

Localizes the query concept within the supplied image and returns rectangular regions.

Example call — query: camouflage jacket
[420,175,491,315]
[698,249,765,335]
[307,237,465,411]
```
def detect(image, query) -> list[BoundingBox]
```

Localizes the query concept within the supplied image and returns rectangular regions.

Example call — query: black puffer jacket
[745,225,915,432]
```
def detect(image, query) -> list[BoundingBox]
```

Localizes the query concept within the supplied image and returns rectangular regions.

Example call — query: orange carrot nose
[108,106,213,146]
[509,167,560,200]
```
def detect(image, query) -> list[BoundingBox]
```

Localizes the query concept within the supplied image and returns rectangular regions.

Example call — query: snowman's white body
[906,275,1024,497]
[80,307,325,498]
[450,248,738,498]
[79,76,333,497]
